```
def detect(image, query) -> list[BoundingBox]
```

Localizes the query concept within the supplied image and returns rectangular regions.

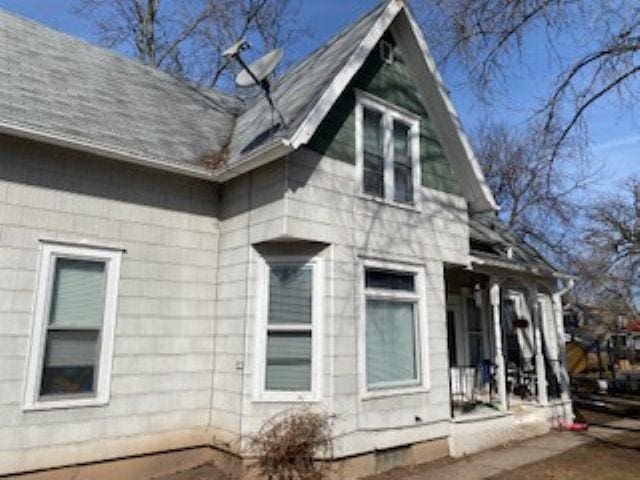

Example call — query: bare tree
[74,0,303,89]
[416,0,640,163]
[473,121,596,262]
[575,176,640,313]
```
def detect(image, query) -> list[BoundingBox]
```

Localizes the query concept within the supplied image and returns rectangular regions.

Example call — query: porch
[445,267,571,421]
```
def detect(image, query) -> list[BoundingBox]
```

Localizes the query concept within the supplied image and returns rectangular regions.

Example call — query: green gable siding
[308,34,461,195]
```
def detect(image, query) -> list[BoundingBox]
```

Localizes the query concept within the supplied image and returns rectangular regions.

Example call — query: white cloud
[592,135,640,152]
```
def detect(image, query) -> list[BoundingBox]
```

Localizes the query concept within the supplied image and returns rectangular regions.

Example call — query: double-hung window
[25,242,121,409]
[257,257,322,401]
[356,92,420,206]
[363,262,426,392]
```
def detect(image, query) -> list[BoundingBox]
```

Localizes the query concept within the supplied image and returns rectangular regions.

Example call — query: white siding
[229,149,469,457]
[0,135,219,475]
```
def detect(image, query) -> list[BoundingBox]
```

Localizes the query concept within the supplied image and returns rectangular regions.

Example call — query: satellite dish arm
[234,55,262,89]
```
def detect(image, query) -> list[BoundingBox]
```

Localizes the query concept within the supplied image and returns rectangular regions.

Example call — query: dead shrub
[250,409,334,480]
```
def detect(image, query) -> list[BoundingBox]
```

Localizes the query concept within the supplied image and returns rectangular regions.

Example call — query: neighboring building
[0,1,573,478]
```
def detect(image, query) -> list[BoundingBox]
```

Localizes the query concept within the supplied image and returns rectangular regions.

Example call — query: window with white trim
[257,257,322,400]
[25,242,121,409]
[357,93,421,206]
[364,265,424,390]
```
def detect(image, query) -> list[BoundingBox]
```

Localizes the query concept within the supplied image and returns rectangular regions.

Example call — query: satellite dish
[235,48,283,88]
[224,40,287,130]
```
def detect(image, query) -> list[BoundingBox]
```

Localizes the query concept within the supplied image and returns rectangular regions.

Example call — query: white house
[0,1,573,478]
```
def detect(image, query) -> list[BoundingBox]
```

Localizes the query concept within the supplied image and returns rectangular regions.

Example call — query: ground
[488,430,640,480]
[156,402,640,480]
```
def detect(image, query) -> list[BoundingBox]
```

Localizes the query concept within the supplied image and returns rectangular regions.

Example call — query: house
[0,1,574,478]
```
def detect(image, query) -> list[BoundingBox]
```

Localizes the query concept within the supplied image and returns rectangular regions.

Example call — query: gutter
[470,254,555,279]
[0,120,215,181]
[212,139,293,181]
[0,120,293,184]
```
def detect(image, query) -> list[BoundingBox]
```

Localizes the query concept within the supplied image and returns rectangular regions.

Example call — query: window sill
[361,384,428,401]
[357,193,421,213]
[252,392,320,404]
[23,397,108,412]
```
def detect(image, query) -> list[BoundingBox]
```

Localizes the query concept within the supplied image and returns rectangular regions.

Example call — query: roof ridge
[0,7,239,110]
[232,1,390,115]
[271,1,389,91]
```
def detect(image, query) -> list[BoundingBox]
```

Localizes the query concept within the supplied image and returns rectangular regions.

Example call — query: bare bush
[250,409,334,480]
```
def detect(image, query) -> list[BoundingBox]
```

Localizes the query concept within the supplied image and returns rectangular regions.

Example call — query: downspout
[238,170,254,453]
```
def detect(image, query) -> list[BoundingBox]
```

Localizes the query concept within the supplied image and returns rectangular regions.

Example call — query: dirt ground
[487,429,640,480]
[154,462,230,480]
[155,406,640,480]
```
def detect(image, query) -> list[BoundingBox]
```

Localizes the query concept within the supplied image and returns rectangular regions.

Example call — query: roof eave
[393,8,498,212]
[288,0,403,149]
[212,140,294,182]
[0,120,216,181]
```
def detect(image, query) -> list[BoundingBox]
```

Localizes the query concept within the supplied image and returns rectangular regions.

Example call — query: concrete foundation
[3,437,450,480]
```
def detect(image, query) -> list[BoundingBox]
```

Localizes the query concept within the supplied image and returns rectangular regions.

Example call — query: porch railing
[450,362,499,415]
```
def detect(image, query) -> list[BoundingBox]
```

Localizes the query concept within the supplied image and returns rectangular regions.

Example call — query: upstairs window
[356,93,420,206]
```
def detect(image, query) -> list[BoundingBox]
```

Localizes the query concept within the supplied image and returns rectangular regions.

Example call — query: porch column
[553,292,573,408]
[529,286,548,405]
[490,277,508,412]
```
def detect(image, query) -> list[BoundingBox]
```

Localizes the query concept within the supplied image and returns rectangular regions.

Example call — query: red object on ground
[556,420,589,431]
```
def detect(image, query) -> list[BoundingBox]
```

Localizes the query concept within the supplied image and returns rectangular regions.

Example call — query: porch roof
[468,213,561,277]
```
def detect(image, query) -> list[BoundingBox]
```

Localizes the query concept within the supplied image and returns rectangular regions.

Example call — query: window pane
[394,163,413,204]
[363,108,382,154]
[363,108,384,198]
[365,269,415,291]
[366,299,418,386]
[269,264,312,325]
[393,122,410,163]
[363,155,384,197]
[40,330,99,396]
[265,331,312,391]
[49,258,106,328]
[393,122,413,204]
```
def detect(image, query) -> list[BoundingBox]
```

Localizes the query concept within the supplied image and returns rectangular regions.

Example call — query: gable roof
[225,1,390,163]
[0,1,496,211]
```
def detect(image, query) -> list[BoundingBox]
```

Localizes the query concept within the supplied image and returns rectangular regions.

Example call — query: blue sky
[1,0,637,191]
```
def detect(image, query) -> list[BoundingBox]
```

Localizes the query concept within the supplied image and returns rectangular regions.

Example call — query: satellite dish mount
[224,39,287,129]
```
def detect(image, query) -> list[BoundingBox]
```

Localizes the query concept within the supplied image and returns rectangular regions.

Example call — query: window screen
[366,299,418,386]
[40,258,106,397]
[364,267,420,389]
[393,121,413,204]
[265,264,314,392]
[363,108,384,198]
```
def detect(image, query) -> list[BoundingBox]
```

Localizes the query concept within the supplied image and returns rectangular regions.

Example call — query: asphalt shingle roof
[469,213,557,273]
[0,8,243,176]
[0,2,389,175]
[227,1,387,162]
